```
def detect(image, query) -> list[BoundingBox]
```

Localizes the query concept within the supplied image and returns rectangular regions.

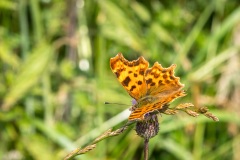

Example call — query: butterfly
[110,53,186,121]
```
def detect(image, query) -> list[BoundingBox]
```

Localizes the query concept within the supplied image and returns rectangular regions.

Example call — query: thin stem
[144,138,149,160]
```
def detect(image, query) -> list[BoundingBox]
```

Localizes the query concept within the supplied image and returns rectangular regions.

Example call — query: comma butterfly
[110,53,188,121]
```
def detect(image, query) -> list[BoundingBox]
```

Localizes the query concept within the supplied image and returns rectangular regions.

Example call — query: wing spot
[146,78,152,84]
[170,76,174,80]
[158,80,163,85]
[134,73,138,77]
[138,81,142,85]
[122,76,131,87]
[154,73,159,78]
[166,80,170,84]
[139,70,144,75]
[128,71,132,74]
[130,85,136,91]
[114,72,120,78]
[150,82,155,86]
[117,68,126,73]
[163,74,167,79]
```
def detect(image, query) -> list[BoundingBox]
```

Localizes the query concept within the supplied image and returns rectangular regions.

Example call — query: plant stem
[144,138,149,160]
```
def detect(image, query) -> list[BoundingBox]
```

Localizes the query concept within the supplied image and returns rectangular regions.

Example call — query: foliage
[0,0,240,159]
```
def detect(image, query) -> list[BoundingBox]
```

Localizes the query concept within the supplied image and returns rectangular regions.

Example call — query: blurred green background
[1,0,240,160]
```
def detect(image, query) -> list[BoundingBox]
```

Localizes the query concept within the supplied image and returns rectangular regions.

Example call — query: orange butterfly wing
[128,90,186,121]
[145,63,184,96]
[129,62,186,121]
[110,53,149,100]
[110,53,186,121]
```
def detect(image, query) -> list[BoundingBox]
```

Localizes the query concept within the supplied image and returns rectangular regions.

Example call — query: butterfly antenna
[104,102,130,106]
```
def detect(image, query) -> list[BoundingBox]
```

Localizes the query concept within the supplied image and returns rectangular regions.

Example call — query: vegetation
[0,0,240,159]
